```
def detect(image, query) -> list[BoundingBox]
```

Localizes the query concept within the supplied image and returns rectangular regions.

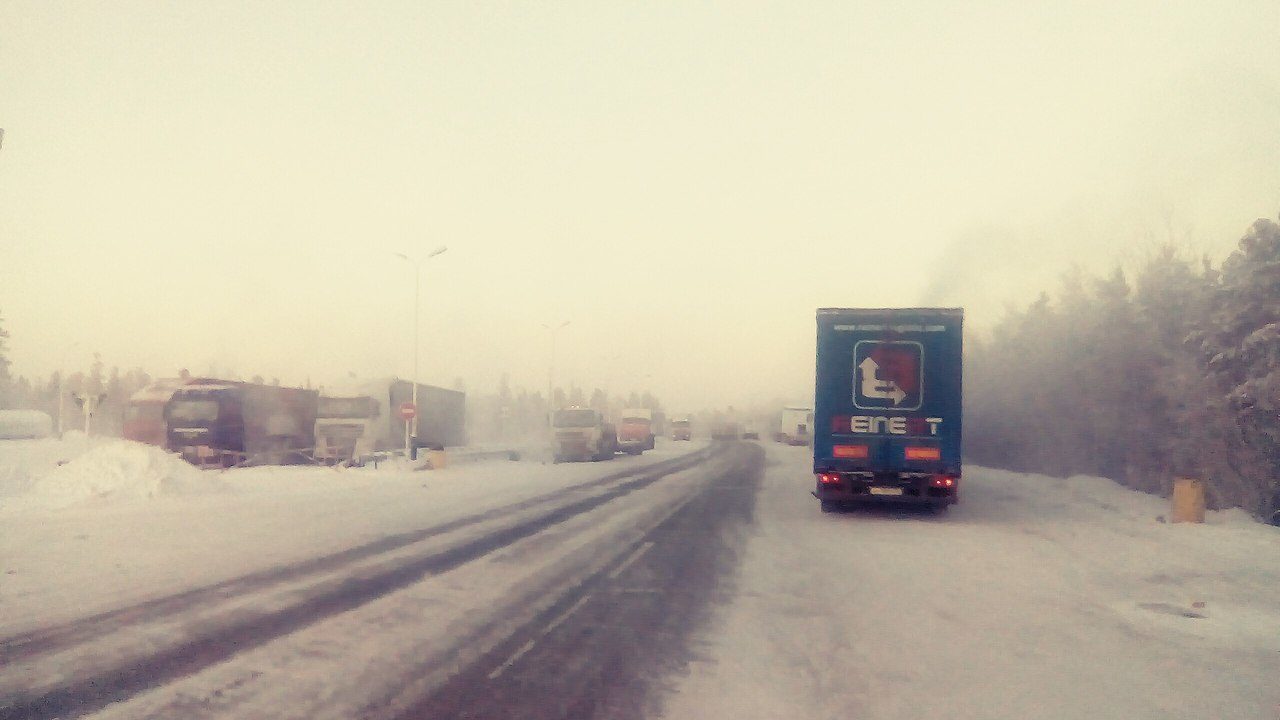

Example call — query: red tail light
[818,472,841,485]
[833,444,869,459]
[930,475,957,488]
[905,446,941,461]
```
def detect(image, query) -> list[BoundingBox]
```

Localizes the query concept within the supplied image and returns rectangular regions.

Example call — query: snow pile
[21,441,215,509]
[0,434,92,499]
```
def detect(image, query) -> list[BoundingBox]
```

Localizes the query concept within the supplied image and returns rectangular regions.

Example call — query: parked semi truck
[812,308,963,512]
[165,380,319,467]
[552,407,618,462]
[616,407,655,455]
[314,394,383,464]
[777,406,814,445]
[314,378,466,464]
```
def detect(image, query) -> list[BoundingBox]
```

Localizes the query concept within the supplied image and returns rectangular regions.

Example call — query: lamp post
[542,321,571,425]
[395,245,448,455]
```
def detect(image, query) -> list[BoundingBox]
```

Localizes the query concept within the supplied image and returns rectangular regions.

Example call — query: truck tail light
[905,446,941,461]
[818,472,841,485]
[930,475,957,488]
[832,444,869,459]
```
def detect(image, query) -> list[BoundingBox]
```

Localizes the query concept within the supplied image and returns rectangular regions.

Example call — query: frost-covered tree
[1189,216,1280,516]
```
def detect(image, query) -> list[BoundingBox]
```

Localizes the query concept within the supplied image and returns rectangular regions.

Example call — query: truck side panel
[241,385,319,460]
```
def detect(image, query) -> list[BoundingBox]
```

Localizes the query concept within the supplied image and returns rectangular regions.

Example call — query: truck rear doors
[813,308,963,508]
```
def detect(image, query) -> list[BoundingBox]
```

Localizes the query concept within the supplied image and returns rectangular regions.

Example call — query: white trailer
[777,407,814,446]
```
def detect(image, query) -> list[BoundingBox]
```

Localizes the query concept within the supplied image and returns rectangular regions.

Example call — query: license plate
[869,487,903,496]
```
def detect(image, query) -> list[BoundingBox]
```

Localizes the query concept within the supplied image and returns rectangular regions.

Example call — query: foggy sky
[2,1,1278,411]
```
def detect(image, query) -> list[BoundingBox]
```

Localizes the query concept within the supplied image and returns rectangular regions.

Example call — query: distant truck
[777,407,814,445]
[165,380,319,467]
[670,417,692,441]
[313,379,466,463]
[616,407,655,455]
[124,378,195,446]
[812,308,963,512]
[552,407,618,462]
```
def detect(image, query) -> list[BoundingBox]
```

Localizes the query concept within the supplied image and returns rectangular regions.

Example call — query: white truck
[552,407,618,462]
[315,377,466,464]
[777,406,815,446]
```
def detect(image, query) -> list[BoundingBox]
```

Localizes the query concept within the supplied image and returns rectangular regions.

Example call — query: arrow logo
[858,356,907,405]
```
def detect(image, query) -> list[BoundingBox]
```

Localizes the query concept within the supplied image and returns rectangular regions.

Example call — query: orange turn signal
[904,446,941,461]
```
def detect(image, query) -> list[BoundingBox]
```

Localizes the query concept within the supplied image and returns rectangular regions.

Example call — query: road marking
[543,594,593,634]
[487,593,594,680]
[488,640,538,680]
[486,495,686,681]
[608,541,656,580]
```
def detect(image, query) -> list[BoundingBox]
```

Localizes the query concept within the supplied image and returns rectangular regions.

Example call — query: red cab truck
[616,408,656,455]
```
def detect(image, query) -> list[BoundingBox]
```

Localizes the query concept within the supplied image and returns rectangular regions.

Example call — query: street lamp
[542,320,571,425]
[395,245,448,455]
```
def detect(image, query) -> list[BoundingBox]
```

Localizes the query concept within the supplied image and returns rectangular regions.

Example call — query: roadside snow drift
[17,440,211,509]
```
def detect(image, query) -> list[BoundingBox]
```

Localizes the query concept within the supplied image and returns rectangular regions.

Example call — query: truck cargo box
[813,308,963,509]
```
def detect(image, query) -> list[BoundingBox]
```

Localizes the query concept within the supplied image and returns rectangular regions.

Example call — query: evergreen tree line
[966,213,1280,520]
[0,345,155,437]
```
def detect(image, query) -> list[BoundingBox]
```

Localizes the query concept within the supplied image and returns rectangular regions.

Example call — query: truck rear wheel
[820,500,841,513]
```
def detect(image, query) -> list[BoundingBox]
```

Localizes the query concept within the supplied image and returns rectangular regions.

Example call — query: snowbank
[17,441,214,510]
[0,434,92,499]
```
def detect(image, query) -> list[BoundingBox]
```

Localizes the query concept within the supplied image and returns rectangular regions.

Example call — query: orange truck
[616,408,655,455]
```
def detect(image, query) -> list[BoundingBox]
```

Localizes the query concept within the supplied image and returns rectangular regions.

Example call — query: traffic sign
[398,402,417,421]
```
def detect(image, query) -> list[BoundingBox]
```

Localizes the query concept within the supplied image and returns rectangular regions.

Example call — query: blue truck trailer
[812,308,963,512]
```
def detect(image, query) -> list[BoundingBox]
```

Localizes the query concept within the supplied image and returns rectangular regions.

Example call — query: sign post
[399,402,417,457]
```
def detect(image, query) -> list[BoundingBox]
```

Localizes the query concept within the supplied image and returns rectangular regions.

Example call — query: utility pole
[395,246,448,456]
[543,321,571,426]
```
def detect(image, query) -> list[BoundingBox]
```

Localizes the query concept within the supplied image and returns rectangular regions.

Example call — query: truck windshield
[621,416,650,424]
[672,420,690,427]
[318,397,377,419]
[553,409,597,427]
[167,399,219,423]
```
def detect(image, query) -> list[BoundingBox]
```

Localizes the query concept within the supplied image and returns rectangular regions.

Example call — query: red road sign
[398,402,417,421]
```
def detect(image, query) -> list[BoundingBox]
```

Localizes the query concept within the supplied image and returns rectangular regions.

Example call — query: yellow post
[426,450,448,470]
[1171,477,1206,523]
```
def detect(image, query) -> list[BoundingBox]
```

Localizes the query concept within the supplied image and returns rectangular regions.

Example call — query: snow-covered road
[666,444,1280,720]
[1,439,736,719]
[2,439,1278,719]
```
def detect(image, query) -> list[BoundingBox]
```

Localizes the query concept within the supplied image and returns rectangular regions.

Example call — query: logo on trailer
[853,341,923,410]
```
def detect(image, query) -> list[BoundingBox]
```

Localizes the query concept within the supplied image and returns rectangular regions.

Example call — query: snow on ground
[0,436,708,633]
[664,443,1280,720]
[0,432,92,500]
